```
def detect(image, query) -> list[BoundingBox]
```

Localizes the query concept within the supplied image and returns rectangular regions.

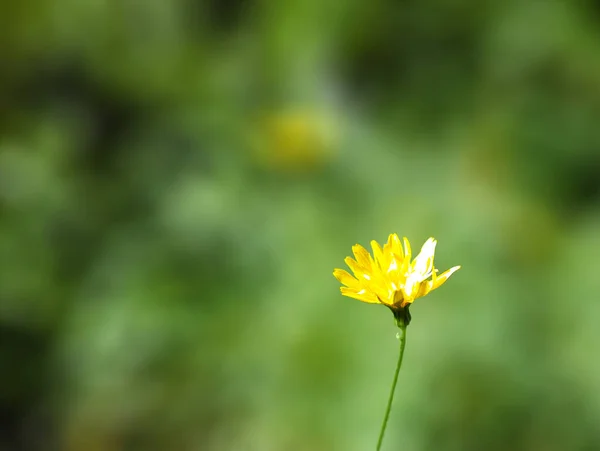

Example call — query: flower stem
[375,325,407,451]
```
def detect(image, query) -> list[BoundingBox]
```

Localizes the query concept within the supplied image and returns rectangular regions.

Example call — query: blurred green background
[2,0,600,450]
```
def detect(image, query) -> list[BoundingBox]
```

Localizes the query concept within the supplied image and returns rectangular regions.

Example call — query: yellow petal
[390,234,404,259]
[416,279,434,298]
[403,237,412,262]
[432,266,461,290]
[371,240,385,270]
[413,238,437,276]
[398,251,410,278]
[344,256,368,277]
[352,244,373,269]
[400,297,414,308]
[333,269,360,288]
[365,276,394,305]
[402,274,420,301]
[382,236,392,258]
[340,287,380,303]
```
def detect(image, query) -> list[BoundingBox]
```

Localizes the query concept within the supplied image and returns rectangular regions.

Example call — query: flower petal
[432,265,461,290]
[371,240,385,270]
[352,244,373,269]
[416,279,434,298]
[344,256,368,277]
[403,237,412,262]
[412,238,437,277]
[390,234,404,259]
[333,269,361,288]
[340,287,380,303]
[403,273,422,301]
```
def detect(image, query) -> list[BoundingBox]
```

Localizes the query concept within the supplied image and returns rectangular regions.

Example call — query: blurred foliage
[2,0,600,450]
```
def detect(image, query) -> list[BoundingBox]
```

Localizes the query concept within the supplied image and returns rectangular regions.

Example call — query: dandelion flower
[332,233,461,450]
[333,234,460,315]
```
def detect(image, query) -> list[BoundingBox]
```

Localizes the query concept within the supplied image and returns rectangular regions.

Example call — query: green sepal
[391,305,411,328]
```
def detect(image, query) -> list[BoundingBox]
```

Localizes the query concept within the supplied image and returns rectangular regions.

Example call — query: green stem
[375,325,407,451]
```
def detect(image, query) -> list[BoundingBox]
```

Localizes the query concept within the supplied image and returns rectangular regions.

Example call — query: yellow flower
[333,234,460,310]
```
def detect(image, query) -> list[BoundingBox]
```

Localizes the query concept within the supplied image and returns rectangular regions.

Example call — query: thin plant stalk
[375,325,407,451]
